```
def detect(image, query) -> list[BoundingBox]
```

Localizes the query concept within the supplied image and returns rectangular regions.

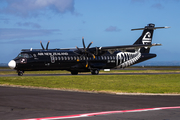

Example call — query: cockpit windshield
[17,53,33,58]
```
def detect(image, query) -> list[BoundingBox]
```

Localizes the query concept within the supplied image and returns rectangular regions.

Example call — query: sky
[0,0,180,63]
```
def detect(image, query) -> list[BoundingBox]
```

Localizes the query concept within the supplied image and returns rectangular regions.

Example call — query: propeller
[76,37,95,67]
[40,41,50,50]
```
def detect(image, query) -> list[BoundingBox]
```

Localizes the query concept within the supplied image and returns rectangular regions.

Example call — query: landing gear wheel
[71,71,78,75]
[91,69,99,75]
[18,71,23,76]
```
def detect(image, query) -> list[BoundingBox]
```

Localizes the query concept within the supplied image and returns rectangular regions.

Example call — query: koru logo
[20,58,27,63]
[142,32,151,44]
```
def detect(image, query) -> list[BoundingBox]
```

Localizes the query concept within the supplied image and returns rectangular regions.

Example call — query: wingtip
[152,43,162,46]
[165,26,170,29]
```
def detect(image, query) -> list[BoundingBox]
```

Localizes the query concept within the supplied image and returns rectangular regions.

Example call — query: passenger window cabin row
[53,55,117,61]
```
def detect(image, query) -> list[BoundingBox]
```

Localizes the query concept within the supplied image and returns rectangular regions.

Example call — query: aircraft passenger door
[50,55,55,63]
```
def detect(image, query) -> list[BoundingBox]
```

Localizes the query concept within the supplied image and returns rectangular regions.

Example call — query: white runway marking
[20,106,180,120]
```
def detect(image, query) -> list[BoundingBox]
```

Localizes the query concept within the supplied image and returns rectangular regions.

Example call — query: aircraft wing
[98,43,161,54]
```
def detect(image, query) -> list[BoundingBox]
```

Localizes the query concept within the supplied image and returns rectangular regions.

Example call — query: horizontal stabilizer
[131,26,170,31]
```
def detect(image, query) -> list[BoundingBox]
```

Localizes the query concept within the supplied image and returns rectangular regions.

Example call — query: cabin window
[83,56,85,60]
[74,56,76,60]
[58,56,61,60]
[104,56,106,60]
[101,56,103,60]
[61,56,64,60]
[64,56,67,60]
[68,57,70,60]
[80,56,83,60]
[98,56,100,60]
[110,56,112,60]
[54,57,57,60]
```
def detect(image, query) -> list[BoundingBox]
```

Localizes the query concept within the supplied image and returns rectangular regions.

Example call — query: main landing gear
[91,69,99,75]
[70,69,99,75]
[17,70,24,76]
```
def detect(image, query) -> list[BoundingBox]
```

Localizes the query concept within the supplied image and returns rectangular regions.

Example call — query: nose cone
[8,60,16,69]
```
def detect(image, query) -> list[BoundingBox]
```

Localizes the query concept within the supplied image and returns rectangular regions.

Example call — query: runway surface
[0,86,180,120]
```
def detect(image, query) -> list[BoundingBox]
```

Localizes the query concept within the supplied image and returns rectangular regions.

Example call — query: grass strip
[0,74,180,94]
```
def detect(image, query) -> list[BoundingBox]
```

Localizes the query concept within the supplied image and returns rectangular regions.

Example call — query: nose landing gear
[17,70,24,76]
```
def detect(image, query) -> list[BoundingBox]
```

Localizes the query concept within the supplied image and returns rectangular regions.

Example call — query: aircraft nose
[8,60,16,69]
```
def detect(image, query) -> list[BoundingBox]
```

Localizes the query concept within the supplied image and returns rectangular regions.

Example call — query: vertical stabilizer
[133,23,155,53]
[132,23,169,53]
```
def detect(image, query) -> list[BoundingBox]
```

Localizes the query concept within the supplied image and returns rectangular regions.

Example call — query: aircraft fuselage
[9,49,156,75]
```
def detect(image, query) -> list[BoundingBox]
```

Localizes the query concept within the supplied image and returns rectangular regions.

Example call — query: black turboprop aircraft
[8,23,169,76]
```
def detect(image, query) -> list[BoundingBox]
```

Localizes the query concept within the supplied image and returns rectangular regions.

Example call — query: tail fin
[132,23,169,53]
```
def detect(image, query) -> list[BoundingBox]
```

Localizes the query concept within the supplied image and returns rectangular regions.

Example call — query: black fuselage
[12,50,156,72]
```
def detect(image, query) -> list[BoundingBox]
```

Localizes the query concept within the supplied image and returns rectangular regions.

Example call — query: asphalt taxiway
[0,86,180,120]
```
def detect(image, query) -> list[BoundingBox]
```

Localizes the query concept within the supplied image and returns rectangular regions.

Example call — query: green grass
[1,74,180,94]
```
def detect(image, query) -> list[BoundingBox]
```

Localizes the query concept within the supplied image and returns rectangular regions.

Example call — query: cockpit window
[17,53,33,58]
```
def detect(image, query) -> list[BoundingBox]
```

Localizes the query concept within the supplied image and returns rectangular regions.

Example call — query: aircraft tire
[18,71,23,76]
[91,69,99,75]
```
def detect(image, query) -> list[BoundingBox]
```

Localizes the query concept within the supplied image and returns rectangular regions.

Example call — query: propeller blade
[40,41,45,50]
[46,41,50,50]
[76,46,81,51]
[86,51,96,59]
[87,42,93,49]
[86,62,88,68]
[82,37,86,49]
[85,54,88,68]
[75,37,95,68]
